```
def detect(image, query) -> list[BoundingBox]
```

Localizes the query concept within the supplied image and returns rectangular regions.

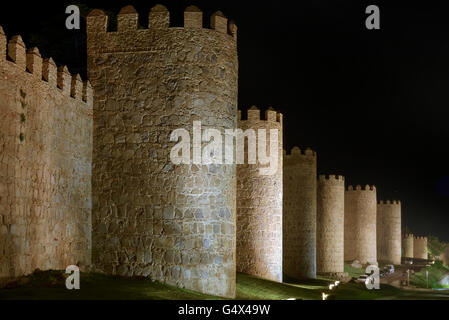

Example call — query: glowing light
[287,298,296,300]
[334,281,340,286]
[329,284,335,290]
[322,292,329,300]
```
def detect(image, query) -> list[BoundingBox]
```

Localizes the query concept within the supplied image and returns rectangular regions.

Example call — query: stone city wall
[402,233,414,258]
[377,200,401,265]
[414,236,428,260]
[283,147,317,279]
[0,27,93,280]
[317,175,345,275]
[86,5,238,297]
[344,185,377,265]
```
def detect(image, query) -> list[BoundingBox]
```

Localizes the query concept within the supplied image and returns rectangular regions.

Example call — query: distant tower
[86,5,238,298]
[377,200,402,265]
[402,234,414,258]
[444,246,449,266]
[414,236,428,260]
[236,107,283,282]
[344,185,377,265]
[317,175,345,276]
[283,147,317,279]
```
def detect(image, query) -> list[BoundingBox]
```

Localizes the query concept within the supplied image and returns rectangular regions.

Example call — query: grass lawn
[0,268,448,300]
[331,281,402,300]
[410,261,449,289]
[0,270,331,300]
[344,263,365,278]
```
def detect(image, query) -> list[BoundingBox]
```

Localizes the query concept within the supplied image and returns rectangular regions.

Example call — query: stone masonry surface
[283,147,317,279]
[0,27,93,280]
[0,3,432,297]
[317,175,345,274]
[86,5,238,298]
[344,185,377,265]
[377,200,401,265]
[402,234,414,258]
[414,236,428,260]
[236,107,283,282]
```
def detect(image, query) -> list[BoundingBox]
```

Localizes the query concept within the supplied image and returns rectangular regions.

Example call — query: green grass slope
[410,261,449,289]
[1,268,447,300]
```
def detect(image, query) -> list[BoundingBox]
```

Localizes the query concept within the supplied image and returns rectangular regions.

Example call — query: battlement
[0,27,93,105]
[86,5,237,41]
[318,174,345,182]
[414,236,427,241]
[346,184,376,192]
[284,146,316,158]
[238,106,283,123]
[378,200,401,205]
[403,233,414,239]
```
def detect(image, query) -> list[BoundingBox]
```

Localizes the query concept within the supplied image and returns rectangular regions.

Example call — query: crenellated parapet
[346,184,376,192]
[0,28,93,105]
[238,106,283,123]
[284,146,316,160]
[86,4,237,55]
[318,174,344,186]
[378,200,401,205]
[415,236,427,240]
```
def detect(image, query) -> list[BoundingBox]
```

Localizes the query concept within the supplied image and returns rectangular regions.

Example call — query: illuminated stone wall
[344,185,377,265]
[236,107,283,282]
[402,234,414,258]
[0,28,92,281]
[86,5,238,297]
[377,200,401,265]
[317,175,345,275]
[414,236,428,260]
[283,147,317,279]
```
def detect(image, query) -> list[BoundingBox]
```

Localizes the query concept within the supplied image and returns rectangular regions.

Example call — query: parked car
[357,274,370,283]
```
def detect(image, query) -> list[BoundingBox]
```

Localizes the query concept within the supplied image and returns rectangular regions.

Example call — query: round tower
[316,175,345,276]
[377,200,402,265]
[344,185,377,265]
[444,246,449,266]
[236,107,283,282]
[402,234,414,258]
[283,146,317,279]
[414,236,428,260]
[86,5,238,298]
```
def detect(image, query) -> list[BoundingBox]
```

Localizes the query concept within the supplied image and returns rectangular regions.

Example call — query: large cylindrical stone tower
[283,146,317,279]
[317,175,345,276]
[377,200,401,265]
[414,236,428,260]
[86,5,238,298]
[344,185,377,265]
[236,107,283,282]
[402,234,414,258]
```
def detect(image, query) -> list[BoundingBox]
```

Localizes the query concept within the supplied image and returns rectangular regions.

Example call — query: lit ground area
[1,267,448,300]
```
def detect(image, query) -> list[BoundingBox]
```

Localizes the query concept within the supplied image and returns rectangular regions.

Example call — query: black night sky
[1,0,449,241]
